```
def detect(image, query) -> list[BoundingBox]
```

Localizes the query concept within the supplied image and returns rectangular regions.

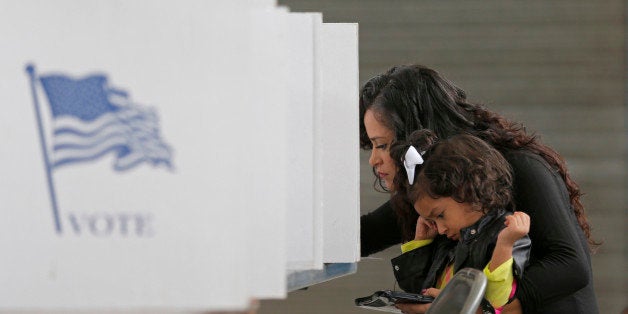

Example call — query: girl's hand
[395,288,440,314]
[497,211,530,246]
[395,302,430,314]
[414,216,438,241]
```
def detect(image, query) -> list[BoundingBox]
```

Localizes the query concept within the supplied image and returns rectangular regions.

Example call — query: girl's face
[364,109,397,190]
[414,196,483,241]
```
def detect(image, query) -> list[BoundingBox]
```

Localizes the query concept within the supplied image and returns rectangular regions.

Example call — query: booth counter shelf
[287,263,357,292]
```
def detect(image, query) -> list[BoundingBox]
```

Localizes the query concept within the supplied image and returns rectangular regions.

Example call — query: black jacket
[390,210,530,300]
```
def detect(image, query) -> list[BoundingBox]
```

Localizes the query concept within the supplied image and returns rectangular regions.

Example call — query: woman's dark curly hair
[360,64,595,246]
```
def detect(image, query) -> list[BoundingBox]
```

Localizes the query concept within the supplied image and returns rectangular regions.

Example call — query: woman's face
[414,196,483,241]
[364,109,397,190]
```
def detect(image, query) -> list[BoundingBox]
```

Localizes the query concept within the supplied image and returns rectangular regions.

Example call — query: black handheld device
[355,290,434,309]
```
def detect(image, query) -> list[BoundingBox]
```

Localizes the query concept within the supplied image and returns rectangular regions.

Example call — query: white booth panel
[0,0,271,310]
[311,13,326,270]
[244,7,289,299]
[285,12,323,271]
[318,23,360,263]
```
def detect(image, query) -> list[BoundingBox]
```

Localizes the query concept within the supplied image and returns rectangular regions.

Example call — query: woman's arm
[506,152,592,311]
[360,200,402,256]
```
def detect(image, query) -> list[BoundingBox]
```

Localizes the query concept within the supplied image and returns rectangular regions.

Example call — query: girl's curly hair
[389,131,514,240]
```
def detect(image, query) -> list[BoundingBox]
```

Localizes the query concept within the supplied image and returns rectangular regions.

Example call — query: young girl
[390,131,531,314]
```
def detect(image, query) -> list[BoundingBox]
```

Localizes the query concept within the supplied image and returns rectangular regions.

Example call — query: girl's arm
[484,212,530,309]
[490,212,530,272]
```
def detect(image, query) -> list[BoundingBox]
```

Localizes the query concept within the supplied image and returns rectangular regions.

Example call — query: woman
[360,65,598,313]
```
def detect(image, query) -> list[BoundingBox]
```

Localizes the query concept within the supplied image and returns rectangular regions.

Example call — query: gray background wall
[261,1,627,313]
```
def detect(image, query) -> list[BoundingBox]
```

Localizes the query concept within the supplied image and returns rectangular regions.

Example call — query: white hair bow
[404,145,424,184]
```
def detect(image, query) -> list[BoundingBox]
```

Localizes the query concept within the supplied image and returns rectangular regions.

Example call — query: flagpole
[26,64,62,234]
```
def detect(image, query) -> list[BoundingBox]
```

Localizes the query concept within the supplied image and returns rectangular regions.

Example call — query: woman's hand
[395,288,440,314]
[414,216,438,241]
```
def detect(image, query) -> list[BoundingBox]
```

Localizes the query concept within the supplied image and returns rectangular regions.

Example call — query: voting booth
[0,0,359,312]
